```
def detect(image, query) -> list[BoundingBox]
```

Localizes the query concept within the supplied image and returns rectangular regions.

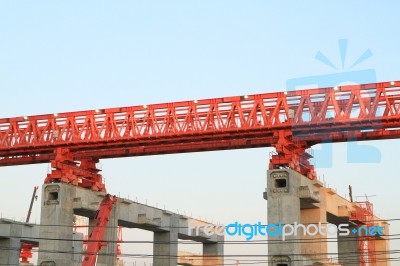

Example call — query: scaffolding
[350,201,376,265]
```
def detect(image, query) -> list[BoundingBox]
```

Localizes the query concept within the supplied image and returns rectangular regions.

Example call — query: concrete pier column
[0,238,21,265]
[153,214,179,266]
[375,237,390,265]
[337,227,359,265]
[38,183,81,266]
[72,232,84,263]
[97,205,118,266]
[266,169,305,266]
[374,220,390,266]
[203,235,224,266]
[299,182,328,263]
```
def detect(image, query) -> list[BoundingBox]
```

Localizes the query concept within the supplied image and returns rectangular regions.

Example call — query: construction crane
[1,80,400,191]
[82,194,117,266]
[20,186,39,264]
[75,219,124,265]
[26,186,39,223]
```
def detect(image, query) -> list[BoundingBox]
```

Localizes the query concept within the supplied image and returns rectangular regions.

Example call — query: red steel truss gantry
[1,81,400,189]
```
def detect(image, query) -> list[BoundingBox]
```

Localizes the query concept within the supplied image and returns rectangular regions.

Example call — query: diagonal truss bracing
[1,81,400,166]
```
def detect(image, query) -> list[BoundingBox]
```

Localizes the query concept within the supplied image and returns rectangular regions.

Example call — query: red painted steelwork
[82,194,117,266]
[1,81,399,184]
[350,201,377,265]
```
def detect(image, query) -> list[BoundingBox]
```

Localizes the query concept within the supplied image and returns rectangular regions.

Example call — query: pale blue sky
[0,1,399,264]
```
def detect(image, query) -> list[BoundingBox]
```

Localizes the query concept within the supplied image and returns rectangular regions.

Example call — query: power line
[2,245,400,266]
[4,231,400,244]
[2,245,400,259]
[4,218,400,264]
[18,216,400,230]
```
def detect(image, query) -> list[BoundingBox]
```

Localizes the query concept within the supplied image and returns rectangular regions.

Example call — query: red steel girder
[1,81,400,166]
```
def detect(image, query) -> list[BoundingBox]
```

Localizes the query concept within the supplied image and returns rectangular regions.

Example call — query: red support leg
[45,148,105,192]
[269,130,316,180]
[20,243,34,263]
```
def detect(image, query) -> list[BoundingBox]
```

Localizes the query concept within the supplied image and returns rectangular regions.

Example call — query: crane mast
[82,194,117,266]
[20,186,39,264]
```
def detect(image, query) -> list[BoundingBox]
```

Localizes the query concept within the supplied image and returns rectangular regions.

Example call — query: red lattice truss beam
[1,81,400,168]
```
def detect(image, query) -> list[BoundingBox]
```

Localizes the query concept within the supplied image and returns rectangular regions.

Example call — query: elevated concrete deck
[0,219,40,266]
[0,183,224,266]
[38,183,223,266]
